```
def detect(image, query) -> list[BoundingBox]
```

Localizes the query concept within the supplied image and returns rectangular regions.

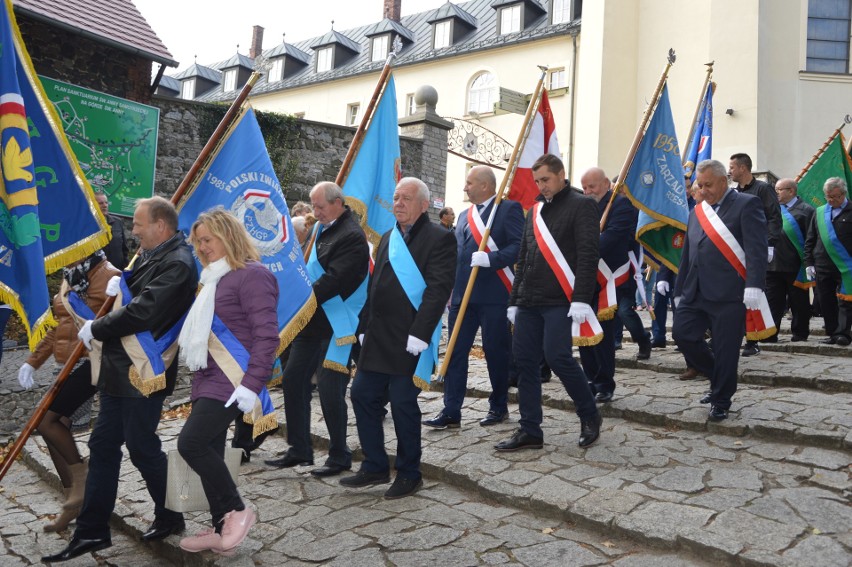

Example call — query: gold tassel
[251,413,279,439]
[335,335,357,346]
[322,359,349,374]
[793,281,815,290]
[412,375,429,391]
[128,367,166,397]
[573,332,604,347]
[267,376,282,388]
[44,232,111,275]
[596,305,617,321]
[277,294,317,355]
[746,327,777,341]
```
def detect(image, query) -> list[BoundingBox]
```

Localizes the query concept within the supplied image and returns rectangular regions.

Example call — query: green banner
[39,76,159,216]
[798,134,852,209]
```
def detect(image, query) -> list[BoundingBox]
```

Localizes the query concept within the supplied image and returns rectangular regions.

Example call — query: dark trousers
[614,288,651,346]
[765,270,811,339]
[281,336,352,467]
[652,291,674,343]
[351,368,422,480]
[513,306,597,438]
[578,316,616,395]
[75,392,180,540]
[673,298,745,410]
[442,303,510,419]
[178,398,243,528]
[815,269,852,339]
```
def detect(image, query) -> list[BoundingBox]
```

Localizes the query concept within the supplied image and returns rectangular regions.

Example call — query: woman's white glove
[470,251,490,268]
[507,306,518,324]
[656,280,670,296]
[806,266,816,281]
[743,287,762,310]
[225,385,259,414]
[405,335,428,356]
[567,302,594,324]
[78,320,94,349]
[105,275,121,297]
[18,363,35,390]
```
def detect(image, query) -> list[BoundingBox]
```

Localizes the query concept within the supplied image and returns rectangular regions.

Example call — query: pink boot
[219,507,256,551]
[179,528,223,553]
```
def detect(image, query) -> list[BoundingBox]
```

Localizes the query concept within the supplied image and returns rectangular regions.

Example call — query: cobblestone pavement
[0,315,849,566]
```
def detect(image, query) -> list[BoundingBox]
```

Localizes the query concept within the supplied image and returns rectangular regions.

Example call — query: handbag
[165,448,242,513]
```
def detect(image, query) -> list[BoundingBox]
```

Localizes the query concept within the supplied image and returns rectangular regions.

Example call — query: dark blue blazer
[451,198,525,306]
[598,192,640,291]
[674,189,767,303]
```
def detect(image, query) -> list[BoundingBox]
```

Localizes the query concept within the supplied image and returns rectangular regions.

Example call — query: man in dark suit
[729,153,781,356]
[341,177,456,499]
[495,154,602,451]
[95,191,129,270]
[804,177,852,346]
[673,160,768,421]
[578,167,649,404]
[766,178,815,342]
[423,166,524,429]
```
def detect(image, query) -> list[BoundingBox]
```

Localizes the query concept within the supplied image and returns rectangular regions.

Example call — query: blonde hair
[189,208,260,269]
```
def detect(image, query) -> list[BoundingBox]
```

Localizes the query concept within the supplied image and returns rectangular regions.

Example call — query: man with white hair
[805,177,852,346]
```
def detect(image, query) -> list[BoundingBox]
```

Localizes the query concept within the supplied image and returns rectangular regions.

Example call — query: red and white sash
[596,260,617,320]
[695,201,775,340]
[468,205,513,294]
[531,203,603,346]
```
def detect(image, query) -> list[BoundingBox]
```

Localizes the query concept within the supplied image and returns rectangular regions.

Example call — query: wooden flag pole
[795,117,850,182]
[0,70,264,482]
[600,49,677,232]
[681,62,714,167]
[435,66,549,383]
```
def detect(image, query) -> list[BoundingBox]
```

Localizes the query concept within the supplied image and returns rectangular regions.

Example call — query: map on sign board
[40,76,159,216]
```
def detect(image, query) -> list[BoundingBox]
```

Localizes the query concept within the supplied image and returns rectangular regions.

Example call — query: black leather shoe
[42,536,112,562]
[761,334,778,343]
[699,392,712,404]
[264,453,314,468]
[579,413,603,447]
[494,429,543,452]
[422,412,461,430]
[741,343,760,357]
[595,391,614,403]
[836,335,851,346]
[479,410,508,426]
[651,339,666,348]
[709,405,729,421]
[790,335,808,342]
[142,517,185,541]
[384,476,423,499]
[636,342,651,360]
[339,470,390,487]
[311,463,351,478]
[821,336,837,345]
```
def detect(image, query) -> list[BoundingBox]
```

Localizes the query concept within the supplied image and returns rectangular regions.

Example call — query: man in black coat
[95,191,129,270]
[265,182,369,476]
[804,177,852,346]
[342,177,456,499]
[729,153,781,356]
[45,197,198,562]
[766,178,815,342]
[495,154,602,452]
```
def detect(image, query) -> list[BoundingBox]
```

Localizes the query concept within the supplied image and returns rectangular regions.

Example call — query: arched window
[468,72,497,115]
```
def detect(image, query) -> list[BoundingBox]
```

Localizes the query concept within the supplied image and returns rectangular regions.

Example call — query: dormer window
[223,69,237,92]
[181,79,194,100]
[500,5,521,34]
[434,20,452,49]
[269,58,284,82]
[372,34,389,62]
[317,47,333,72]
[552,0,581,24]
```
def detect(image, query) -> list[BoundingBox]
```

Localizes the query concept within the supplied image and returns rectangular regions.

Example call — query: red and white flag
[508,89,560,210]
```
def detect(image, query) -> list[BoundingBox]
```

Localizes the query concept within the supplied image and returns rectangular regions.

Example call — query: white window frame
[467,72,498,115]
[500,5,522,35]
[549,68,566,90]
[552,0,572,24]
[180,78,195,100]
[223,69,237,92]
[347,103,360,126]
[269,58,284,81]
[317,47,333,72]
[406,93,417,116]
[372,34,389,62]
[434,20,452,49]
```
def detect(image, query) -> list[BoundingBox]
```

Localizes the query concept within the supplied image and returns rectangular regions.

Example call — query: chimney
[250,25,264,59]
[383,0,401,21]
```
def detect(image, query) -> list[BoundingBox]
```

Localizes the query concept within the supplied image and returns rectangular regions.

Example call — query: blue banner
[682,82,713,185]
[177,108,315,351]
[621,84,690,272]
[342,74,400,247]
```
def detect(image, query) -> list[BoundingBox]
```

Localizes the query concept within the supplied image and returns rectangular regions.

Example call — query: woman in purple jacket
[176,209,279,554]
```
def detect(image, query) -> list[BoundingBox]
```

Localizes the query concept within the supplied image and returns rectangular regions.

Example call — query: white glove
[105,275,121,297]
[18,363,35,390]
[470,251,490,268]
[78,320,94,349]
[656,280,670,296]
[358,334,364,345]
[225,385,259,414]
[806,266,816,281]
[674,296,681,308]
[567,302,595,324]
[507,306,518,325]
[743,287,762,310]
[767,247,774,263]
[405,335,428,356]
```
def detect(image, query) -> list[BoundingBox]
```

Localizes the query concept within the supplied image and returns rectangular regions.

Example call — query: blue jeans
[281,336,351,467]
[75,392,180,540]
[513,306,597,439]
[351,369,422,480]
[442,303,510,419]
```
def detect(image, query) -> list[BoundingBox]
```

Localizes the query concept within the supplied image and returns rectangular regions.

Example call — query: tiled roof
[189,0,579,103]
[173,63,222,82]
[13,0,177,66]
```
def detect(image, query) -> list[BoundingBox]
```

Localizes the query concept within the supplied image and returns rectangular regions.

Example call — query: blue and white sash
[388,228,441,389]
[62,283,102,383]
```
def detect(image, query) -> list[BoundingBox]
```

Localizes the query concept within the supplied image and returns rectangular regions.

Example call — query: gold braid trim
[335,335,357,346]
[573,332,604,347]
[322,359,349,374]
[838,292,852,301]
[44,232,111,275]
[277,294,318,355]
[412,375,430,391]
[243,411,279,440]
[128,367,166,397]
[596,305,617,321]
[746,327,777,342]
[793,281,815,290]
[267,376,282,388]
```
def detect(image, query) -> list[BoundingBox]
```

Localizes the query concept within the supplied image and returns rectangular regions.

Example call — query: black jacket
[738,178,782,248]
[301,207,370,339]
[510,184,600,307]
[358,213,456,376]
[92,233,198,397]
[805,201,852,272]
[769,198,815,273]
[103,214,129,270]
